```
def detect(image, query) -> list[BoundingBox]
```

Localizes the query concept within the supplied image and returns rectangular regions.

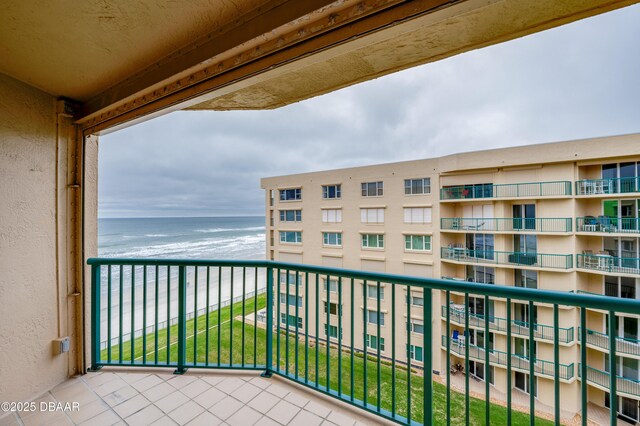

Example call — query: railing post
[261,266,274,378]
[423,288,433,425]
[89,263,102,371]
[174,265,187,374]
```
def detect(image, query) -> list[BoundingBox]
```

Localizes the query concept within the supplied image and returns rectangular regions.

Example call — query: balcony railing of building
[576,254,640,275]
[441,217,572,233]
[576,216,640,234]
[440,181,572,200]
[579,365,640,399]
[579,328,640,357]
[88,258,640,426]
[576,177,640,196]
[440,306,575,344]
[441,247,573,270]
[441,336,575,380]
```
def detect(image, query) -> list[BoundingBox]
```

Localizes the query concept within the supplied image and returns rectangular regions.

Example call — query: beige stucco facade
[261,134,640,421]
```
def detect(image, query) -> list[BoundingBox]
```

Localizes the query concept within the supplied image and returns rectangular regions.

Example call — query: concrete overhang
[1,0,637,133]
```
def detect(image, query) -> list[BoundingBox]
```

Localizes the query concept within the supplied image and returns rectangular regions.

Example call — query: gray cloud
[99,5,640,218]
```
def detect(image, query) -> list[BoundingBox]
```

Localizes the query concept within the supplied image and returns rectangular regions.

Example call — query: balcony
[580,328,640,358]
[576,216,640,234]
[441,247,573,270]
[580,366,640,399]
[441,217,572,233]
[576,254,640,275]
[576,177,640,196]
[441,336,575,380]
[85,258,640,425]
[440,181,572,201]
[440,306,575,344]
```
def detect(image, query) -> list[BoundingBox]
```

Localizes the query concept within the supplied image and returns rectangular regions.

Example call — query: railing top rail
[441,217,572,220]
[442,180,572,189]
[87,258,640,314]
[577,176,639,182]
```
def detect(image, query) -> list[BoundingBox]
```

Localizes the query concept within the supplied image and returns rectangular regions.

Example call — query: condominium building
[261,133,640,423]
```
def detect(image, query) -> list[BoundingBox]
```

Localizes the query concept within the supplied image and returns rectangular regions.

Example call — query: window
[515,372,537,396]
[280,210,302,222]
[405,178,431,195]
[362,234,384,249]
[407,293,424,307]
[405,235,431,251]
[403,207,432,224]
[515,270,538,289]
[323,302,341,316]
[280,314,302,328]
[466,233,494,259]
[279,293,302,307]
[407,319,424,334]
[324,324,342,339]
[322,232,342,247]
[279,188,301,201]
[366,334,385,351]
[367,310,385,325]
[466,266,495,284]
[361,181,383,197]
[366,284,384,300]
[407,344,423,362]
[322,208,342,223]
[280,272,302,286]
[322,184,341,199]
[279,231,302,244]
[513,204,536,230]
[323,278,338,293]
[361,208,385,224]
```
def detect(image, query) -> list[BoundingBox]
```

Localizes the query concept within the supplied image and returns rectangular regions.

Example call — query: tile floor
[0,369,390,426]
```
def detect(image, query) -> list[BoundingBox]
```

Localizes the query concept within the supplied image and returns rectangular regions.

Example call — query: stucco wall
[0,73,67,401]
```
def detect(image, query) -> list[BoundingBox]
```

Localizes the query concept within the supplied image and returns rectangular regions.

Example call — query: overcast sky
[99,4,640,218]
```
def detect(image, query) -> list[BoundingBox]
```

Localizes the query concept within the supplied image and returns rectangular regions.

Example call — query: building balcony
[576,177,640,197]
[576,254,640,276]
[576,216,640,234]
[440,306,575,344]
[440,181,572,201]
[579,328,640,358]
[580,366,640,399]
[441,336,575,381]
[79,257,640,425]
[440,247,573,270]
[441,217,572,233]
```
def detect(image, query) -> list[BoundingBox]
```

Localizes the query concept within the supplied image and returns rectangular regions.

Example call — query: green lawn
[101,295,552,425]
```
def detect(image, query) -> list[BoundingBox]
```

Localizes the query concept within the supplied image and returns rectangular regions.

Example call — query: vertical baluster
[175,265,187,374]
[315,273,319,387]
[230,267,234,366]
[325,274,330,390]
[464,293,470,426]
[295,271,299,379]
[166,266,170,363]
[263,266,273,377]
[376,280,381,411]
[143,265,147,365]
[338,277,343,397]
[130,265,135,364]
[194,267,198,365]
[217,267,222,366]
[507,298,512,425]
[406,284,411,422]
[304,271,309,382]
[206,267,210,366]
[285,270,290,376]
[553,304,560,425]
[351,277,355,402]
[276,268,281,373]
[108,265,112,363]
[424,287,433,426]
[255,267,259,368]
[580,308,587,426]
[242,267,246,368]
[529,300,535,426]
[446,291,451,426]
[154,265,159,364]
[608,311,617,425]
[119,264,124,364]
[484,295,490,424]
[90,264,101,371]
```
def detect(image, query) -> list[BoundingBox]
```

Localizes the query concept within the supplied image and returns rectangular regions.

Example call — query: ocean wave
[145,234,168,237]
[195,226,265,233]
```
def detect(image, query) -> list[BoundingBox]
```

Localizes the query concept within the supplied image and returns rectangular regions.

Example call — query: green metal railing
[440,181,572,200]
[441,247,573,269]
[579,328,640,357]
[88,258,640,426]
[440,306,575,344]
[441,218,572,233]
[576,177,640,196]
[576,217,640,233]
[579,365,640,398]
[576,254,640,275]
[441,336,575,380]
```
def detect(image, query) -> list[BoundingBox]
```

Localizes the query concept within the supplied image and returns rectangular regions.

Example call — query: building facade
[261,134,640,423]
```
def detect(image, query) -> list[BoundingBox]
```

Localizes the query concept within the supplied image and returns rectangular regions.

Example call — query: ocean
[98,216,266,260]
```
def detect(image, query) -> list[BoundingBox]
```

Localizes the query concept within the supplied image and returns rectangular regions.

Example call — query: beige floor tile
[78,408,121,426]
[185,411,224,426]
[154,391,189,415]
[248,377,272,389]
[192,387,226,409]
[266,400,300,424]
[51,382,98,405]
[149,416,178,426]
[103,385,139,407]
[125,404,165,426]
[113,394,151,419]
[284,391,310,408]
[321,421,338,426]
[226,406,262,426]
[21,411,69,426]
[68,398,109,423]
[166,375,197,390]
[246,392,280,413]
[326,411,355,426]
[0,413,20,426]
[289,410,324,426]
[214,378,245,394]
[253,417,280,426]
[209,396,243,421]
[304,401,331,418]
[117,373,150,385]
[167,401,204,425]
[180,379,211,399]
[94,377,129,397]
[230,383,261,404]
[82,372,118,388]
[132,375,165,393]
[200,375,225,387]
[142,382,176,403]
[264,383,289,399]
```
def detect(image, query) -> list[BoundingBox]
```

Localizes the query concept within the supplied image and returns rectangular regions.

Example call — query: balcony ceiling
[0,0,637,131]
